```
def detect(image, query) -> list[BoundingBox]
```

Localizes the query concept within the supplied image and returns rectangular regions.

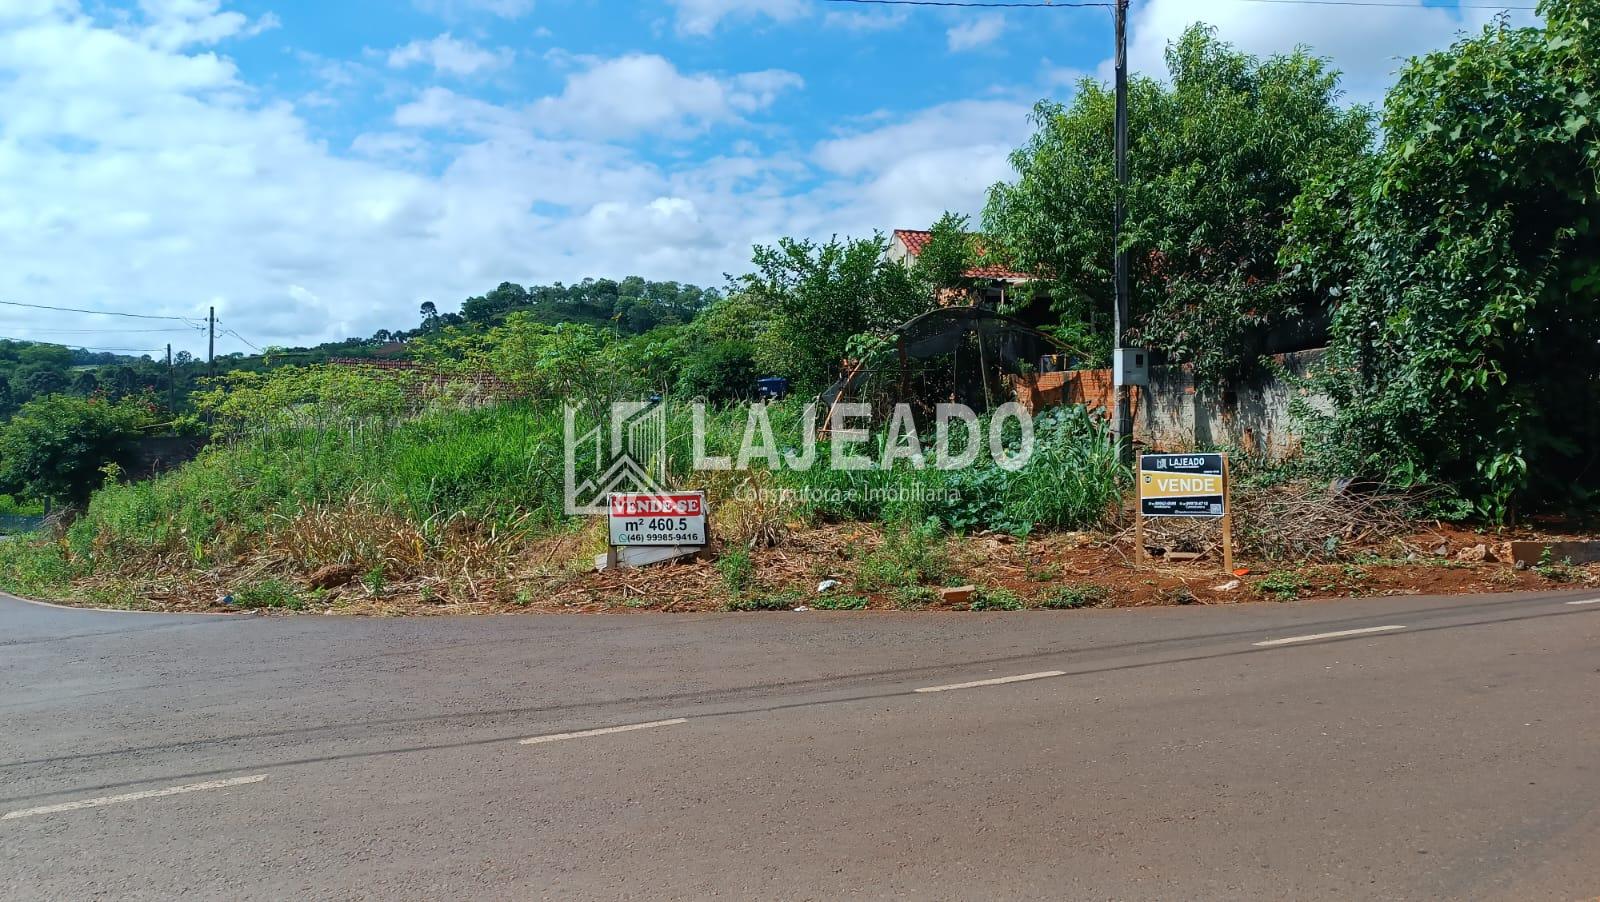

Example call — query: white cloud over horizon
[0,2,1026,353]
[387,33,515,76]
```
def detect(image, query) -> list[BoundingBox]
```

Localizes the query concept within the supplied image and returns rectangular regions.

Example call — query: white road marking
[914,671,1066,693]
[519,718,687,745]
[1565,598,1600,606]
[1253,625,1408,647]
[1,775,267,821]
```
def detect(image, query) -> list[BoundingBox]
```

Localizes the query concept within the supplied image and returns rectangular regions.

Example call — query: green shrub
[969,587,1025,611]
[1257,570,1309,601]
[0,538,76,598]
[717,549,755,594]
[1038,584,1108,609]
[891,585,937,610]
[724,591,801,612]
[232,579,305,610]
[857,517,948,590]
[813,593,869,610]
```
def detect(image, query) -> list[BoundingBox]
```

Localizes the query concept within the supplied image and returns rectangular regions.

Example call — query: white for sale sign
[608,492,708,546]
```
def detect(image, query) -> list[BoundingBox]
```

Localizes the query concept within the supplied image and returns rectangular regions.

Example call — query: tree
[1285,1,1600,518]
[984,24,1374,383]
[0,396,152,507]
[912,212,979,298]
[738,235,924,390]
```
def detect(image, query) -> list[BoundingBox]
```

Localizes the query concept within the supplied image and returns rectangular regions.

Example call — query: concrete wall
[1013,348,1326,460]
[127,436,206,480]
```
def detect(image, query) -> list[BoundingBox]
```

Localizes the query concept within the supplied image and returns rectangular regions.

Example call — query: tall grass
[68,401,571,564]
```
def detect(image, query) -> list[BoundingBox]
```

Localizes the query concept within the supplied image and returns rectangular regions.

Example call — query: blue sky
[0,0,1534,355]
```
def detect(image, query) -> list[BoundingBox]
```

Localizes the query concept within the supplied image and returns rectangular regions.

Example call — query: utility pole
[207,306,215,380]
[1111,0,1134,459]
[166,343,175,414]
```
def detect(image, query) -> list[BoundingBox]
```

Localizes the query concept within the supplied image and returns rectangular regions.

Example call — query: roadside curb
[0,591,262,618]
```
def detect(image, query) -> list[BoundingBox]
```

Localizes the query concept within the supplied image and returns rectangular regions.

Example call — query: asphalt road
[2,588,1598,901]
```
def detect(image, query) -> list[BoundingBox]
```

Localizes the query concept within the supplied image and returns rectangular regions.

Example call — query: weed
[1160,585,1200,605]
[1038,584,1108,610]
[513,587,535,606]
[891,585,937,610]
[1027,563,1062,582]
[1258,570,1310,601]
[813,594,869,610]
[233,579,305,610]
[1534,548,1578,583]
[724,591,802,612]
[969,587,1025,611]
[857,517,948,590]
[717,549,755,594]
[363,562,386,595]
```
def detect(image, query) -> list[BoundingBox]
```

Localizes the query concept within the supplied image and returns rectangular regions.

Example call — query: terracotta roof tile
[892,229,1031,281]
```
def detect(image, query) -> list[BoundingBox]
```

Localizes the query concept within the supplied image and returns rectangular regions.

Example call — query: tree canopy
[984,24,1374,382]
[1285,0,1600,518]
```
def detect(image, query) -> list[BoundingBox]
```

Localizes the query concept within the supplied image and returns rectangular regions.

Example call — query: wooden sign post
[1136,453,1234,573]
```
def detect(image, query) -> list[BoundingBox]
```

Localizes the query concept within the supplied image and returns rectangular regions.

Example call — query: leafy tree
[912,212,979,297]
[738,235,924,390]
[0,396,153,506]
[678,340,759,401]
[984,24,1374,382]
[1285,2,1600,518]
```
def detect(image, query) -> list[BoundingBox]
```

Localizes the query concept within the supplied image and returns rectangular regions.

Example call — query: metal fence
[0,515,45,535]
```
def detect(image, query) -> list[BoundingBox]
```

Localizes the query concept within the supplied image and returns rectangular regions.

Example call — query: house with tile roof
[887,228,1033,309]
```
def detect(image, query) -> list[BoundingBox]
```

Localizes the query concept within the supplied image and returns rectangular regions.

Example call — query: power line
[0,300,199,322]
[820,0,1110,7]
[20,327,206,335]
[0,336,164,354]
[1230,0,1534,8]
[820,0,1536,8]
[222,329,263,353]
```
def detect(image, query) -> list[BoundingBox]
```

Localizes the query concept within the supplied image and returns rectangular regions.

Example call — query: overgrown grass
[0,396,1131,608]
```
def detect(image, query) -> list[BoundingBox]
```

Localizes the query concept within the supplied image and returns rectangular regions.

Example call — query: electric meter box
[1114,347,1149,387]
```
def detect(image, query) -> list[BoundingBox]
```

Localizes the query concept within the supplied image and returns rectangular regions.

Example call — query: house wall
[1011,348,1326,460]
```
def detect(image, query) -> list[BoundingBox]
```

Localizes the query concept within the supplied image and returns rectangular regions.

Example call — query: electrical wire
[820,0,1110,7]
[821,0,1534,8]
[1230,0,1534,9]
[19,327,206,335]
[0,336,163,353]
[222,329,263,352]
[0,300,199,322]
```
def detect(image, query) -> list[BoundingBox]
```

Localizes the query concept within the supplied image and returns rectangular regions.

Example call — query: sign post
[599,491,709,570]
[1136,453,1233,572]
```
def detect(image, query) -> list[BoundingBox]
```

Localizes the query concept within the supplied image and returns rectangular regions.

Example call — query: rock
[306,563,360,590]
[939,585,977,604]
[816,579,840,594]
[792,605,810,612]
[1431,543,1449,557]
[1455,543,1490,563]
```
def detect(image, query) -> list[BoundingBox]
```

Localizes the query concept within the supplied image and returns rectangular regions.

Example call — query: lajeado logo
[565,399,1038,517]
[564,401,668,515]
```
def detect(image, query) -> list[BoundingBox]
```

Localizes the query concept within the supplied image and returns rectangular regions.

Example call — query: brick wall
[1009,348,1326,460]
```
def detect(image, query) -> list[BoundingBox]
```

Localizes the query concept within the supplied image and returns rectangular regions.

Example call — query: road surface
[2,588,1598,900]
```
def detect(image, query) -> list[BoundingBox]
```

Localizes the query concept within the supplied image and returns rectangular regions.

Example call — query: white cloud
[814,100,1032,232]
[0,3,1036,352]
[399,53,804,140]
[947,13,1005,52]
[135,0,277,49]
[667,0,809,36]
[1125,0,1539,105]
[822,9,907,32]
[387,33,514,76]
[412,0,534,19]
